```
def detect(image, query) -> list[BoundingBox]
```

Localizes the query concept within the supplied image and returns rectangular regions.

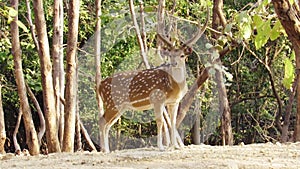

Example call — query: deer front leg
[167,103,181,149]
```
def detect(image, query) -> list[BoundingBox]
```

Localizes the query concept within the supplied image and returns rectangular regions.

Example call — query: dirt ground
[1,142,300,169]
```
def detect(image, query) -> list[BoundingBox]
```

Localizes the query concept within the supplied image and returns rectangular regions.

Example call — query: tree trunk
[177,69,209,127]
[192,102,201,145]
[62,0,80,152]
[281,72,299,142]
[11,0,40,155]
[294,45,300,141]
[95,0,104,116]
[52,0,65,147]
[58,0,65,147]
[215,68,233,145]
[272,0,300,141]
[156,0,166,60]
[212,0,226,36]
[80,121,97,151]
[95,0,106,149]
[13,109,22,154]
[212,0,233,146]
[75,104,82,152]
[33,0,61,153]
[0,83,6,154]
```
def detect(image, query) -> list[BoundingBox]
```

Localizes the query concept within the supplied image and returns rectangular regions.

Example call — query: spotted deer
[98,16,208,153]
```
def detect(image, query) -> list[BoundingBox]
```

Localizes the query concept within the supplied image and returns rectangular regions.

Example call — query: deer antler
[157,33,175,48]
[183,7,210,47]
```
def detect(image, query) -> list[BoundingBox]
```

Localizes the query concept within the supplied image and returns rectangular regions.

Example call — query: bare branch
[243,42,283,132]
[139,0,147,54]
[25,0,39,51]
[183,7,210,47]
[13,109,22,154]
[80,121,97,151]
[129,0,150,69]
[25,83,45,145]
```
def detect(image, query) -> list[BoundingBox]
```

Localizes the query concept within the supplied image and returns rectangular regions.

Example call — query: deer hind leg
[153,102,165,151]
[99,116,109,153]
[99,111,123,153]
[150,89,167,151]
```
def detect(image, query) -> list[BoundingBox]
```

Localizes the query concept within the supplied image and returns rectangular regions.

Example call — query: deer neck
[170,66,186,84]
[170,64,187,95]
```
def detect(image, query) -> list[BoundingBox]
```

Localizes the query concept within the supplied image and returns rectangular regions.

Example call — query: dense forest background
[1,0,300,154]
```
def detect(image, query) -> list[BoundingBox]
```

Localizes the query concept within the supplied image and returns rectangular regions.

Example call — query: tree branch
[25,83,45,145]
[129,0,150,69]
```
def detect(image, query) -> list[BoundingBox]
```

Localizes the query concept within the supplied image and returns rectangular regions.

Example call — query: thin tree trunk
[52,0,64,147]
[156,0,166,60]
[191,85,206,145]
[0,84,6,154]
[294,45,300,141]
[75,104,82,151]
[139,1,147,54]
[25,0,39,51]
[95,0,106,150]
[62,0,80,152]
[272,0,300,141]
[58,0,65,147]
[215,67,233,145]
[13,109,22,154]
[177,69,209,127]
[33,0,61,153]
[11,0,40,155]
[212,0,226,30]
[212,0,233,145]
[75,67,81,152]
[281,72,299,142]
[80,121,97,151]
[25,83,45,145]
[95,0,104,116]
[192,101,201,145]
[129,0,149,69]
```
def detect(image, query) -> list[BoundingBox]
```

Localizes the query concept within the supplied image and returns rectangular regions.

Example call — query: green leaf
[291,50,295,61]
[282,57,295,89]
[144,6,155,13]
[8,7,17,17]
[235,11,252,40]
[254,19,271,49]
[255,33,267,50]
[236,11,250,23]
[289,0,295,4]
[252,14,263,28]
[104,28,111,35]
[241,23,252,40]
[224,23,232,34]
[17,20,29,32]
[270,20,282,41]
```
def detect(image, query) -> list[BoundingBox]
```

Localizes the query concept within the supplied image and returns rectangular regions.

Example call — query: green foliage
[253,15,270,49]
[235,11,252,40]
[283,52,295,89]
[0,0,298,151]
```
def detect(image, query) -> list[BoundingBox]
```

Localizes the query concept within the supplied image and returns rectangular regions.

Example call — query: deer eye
[180,55,185,58]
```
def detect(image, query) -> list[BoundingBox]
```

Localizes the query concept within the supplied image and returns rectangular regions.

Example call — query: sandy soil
[1,142,300,169]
